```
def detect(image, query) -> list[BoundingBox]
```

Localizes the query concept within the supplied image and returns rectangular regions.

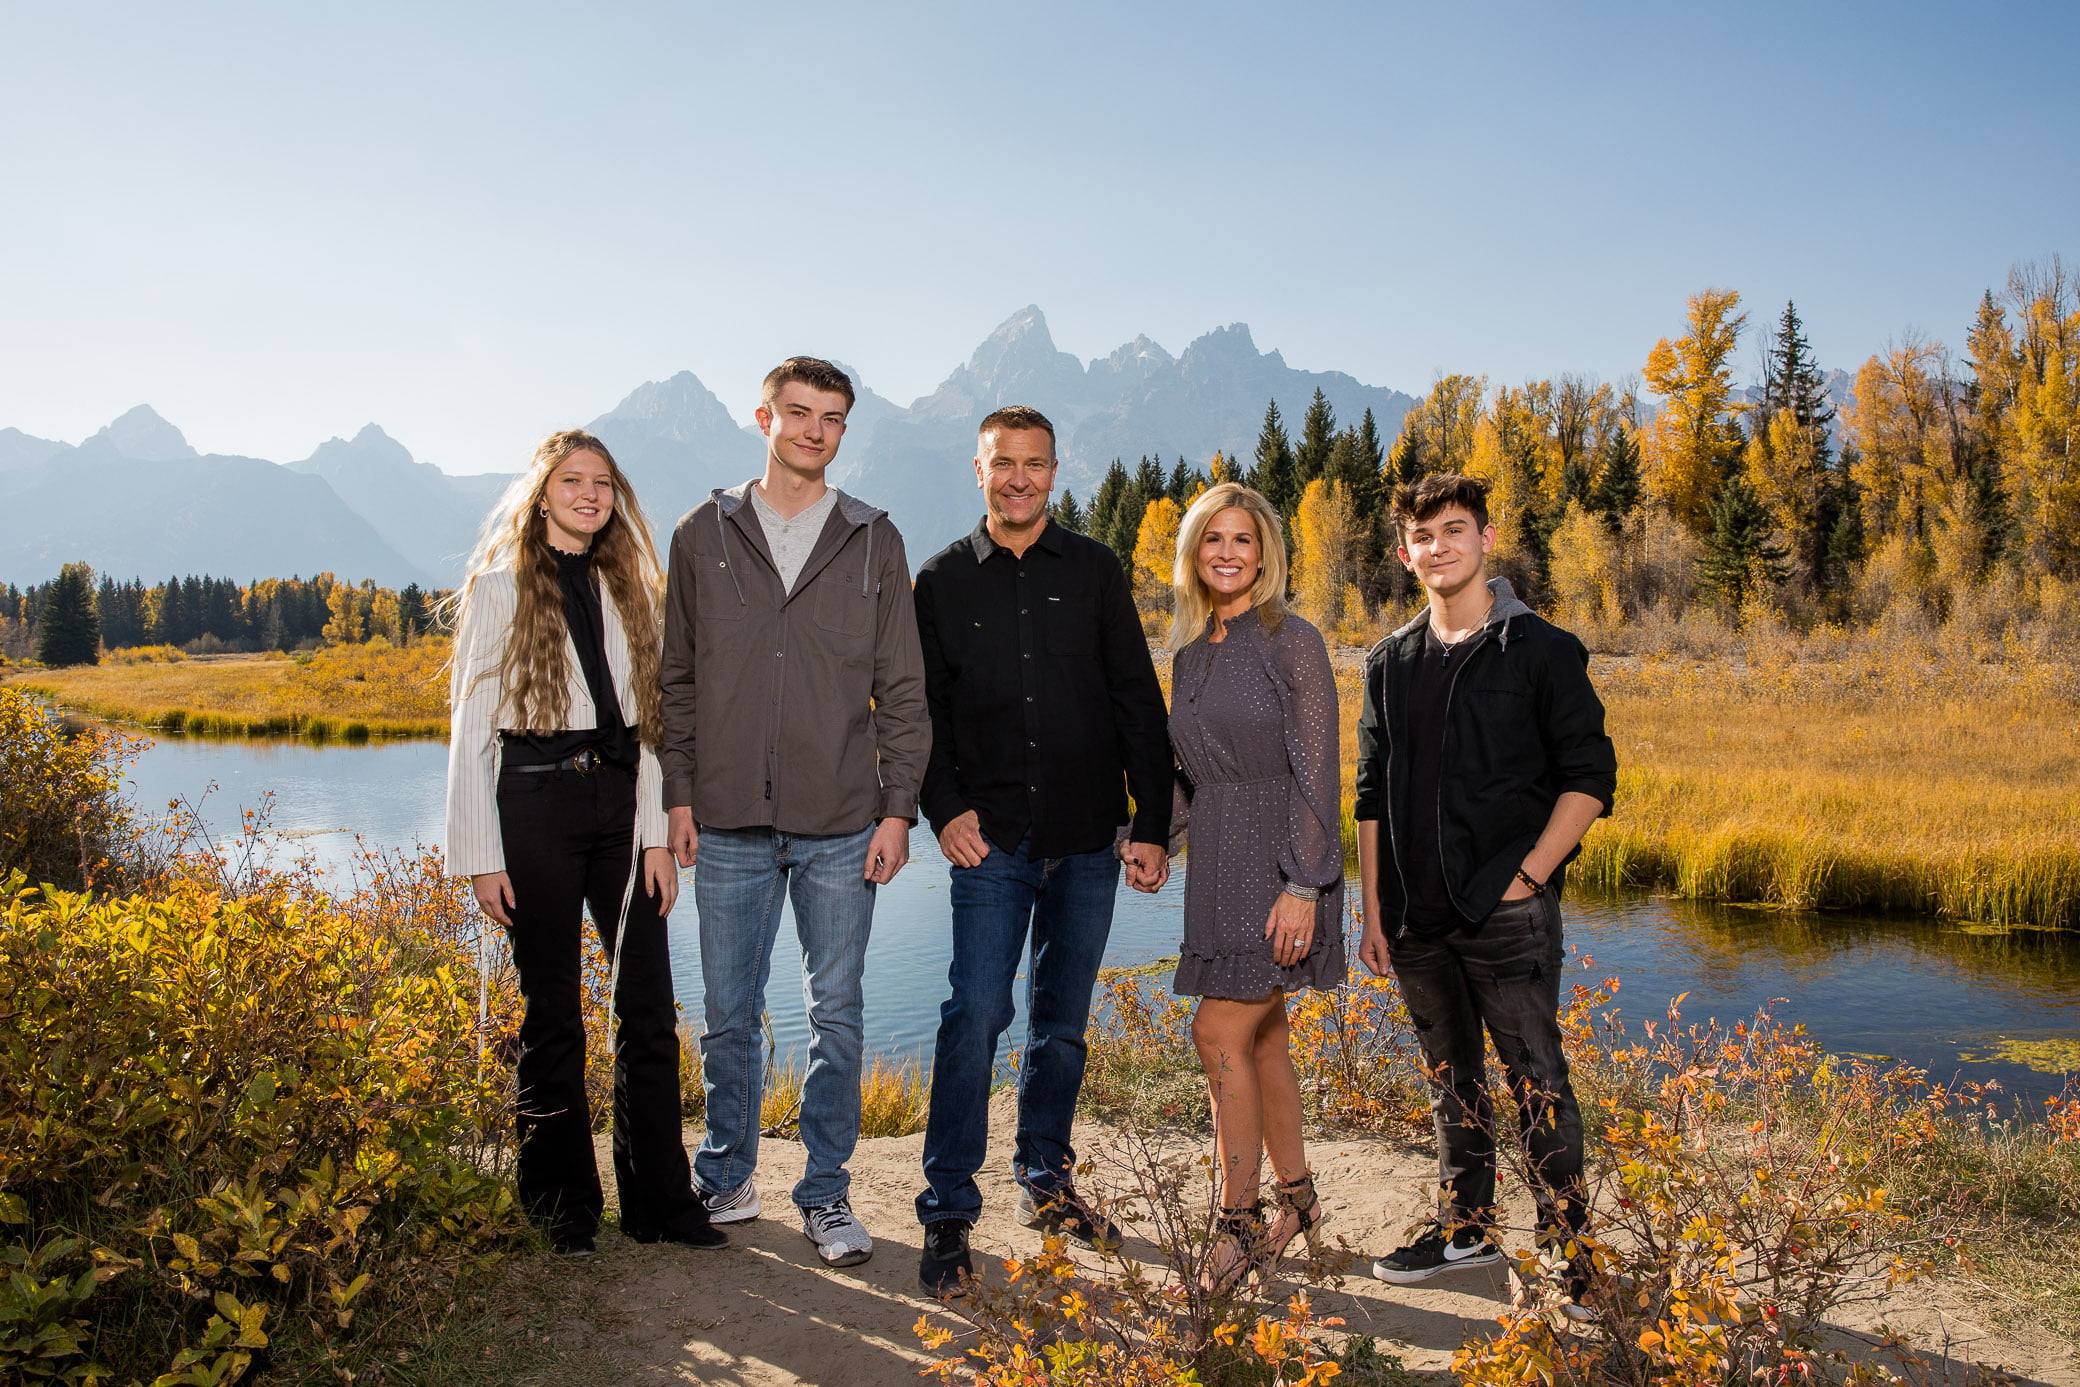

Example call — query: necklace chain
[1432,601,1495,658]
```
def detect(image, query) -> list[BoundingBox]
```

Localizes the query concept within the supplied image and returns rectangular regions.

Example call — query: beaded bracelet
[1515,868,1547,895]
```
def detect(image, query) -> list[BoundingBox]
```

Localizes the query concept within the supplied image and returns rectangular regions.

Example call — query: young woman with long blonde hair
[445,429,723,1256]
[1165,482,1345,1289]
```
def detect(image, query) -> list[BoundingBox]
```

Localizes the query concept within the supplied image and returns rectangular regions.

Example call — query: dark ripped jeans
[1388,890,1586,1237]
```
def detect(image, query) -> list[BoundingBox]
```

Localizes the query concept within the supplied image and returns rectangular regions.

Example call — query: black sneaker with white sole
[1371,1222,1501,1284]
[919,1218,974,1296]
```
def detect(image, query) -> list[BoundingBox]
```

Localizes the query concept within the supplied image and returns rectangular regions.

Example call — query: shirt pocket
[693,557,749,621]
[813,571,873,638]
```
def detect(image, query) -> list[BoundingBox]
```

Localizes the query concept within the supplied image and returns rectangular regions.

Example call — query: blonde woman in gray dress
[1166,482,1346,1289]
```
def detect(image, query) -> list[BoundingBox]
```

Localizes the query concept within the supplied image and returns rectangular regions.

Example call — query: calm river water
[117,732,2080,1104]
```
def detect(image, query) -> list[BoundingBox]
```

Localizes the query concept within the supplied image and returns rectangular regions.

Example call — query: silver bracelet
[1282,883,1321,902]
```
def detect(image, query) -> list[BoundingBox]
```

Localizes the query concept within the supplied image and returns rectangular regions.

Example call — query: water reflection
[112,731,2080,1103]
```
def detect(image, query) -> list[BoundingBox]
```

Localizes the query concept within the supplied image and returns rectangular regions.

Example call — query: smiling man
[1353,472,1616,1317]
[659,356,929,1270]
[909,405,1172,1296]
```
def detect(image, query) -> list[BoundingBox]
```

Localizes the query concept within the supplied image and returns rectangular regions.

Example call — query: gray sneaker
[800,1198,874,1267]
[702,1178,762,1224]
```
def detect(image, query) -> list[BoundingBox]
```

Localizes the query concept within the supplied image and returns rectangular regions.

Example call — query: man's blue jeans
[917,832,1120,1226]
[693,823,875,1210]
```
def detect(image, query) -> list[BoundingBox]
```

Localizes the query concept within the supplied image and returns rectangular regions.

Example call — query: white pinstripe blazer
[444,568,670,878]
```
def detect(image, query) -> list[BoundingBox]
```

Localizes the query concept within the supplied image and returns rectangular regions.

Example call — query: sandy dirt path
[466,1091,2075,1386]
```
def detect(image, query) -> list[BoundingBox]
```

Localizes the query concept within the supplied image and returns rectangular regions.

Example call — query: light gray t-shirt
[747,483,839,595]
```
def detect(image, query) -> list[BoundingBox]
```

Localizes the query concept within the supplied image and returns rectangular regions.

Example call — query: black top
[1403,625,1471,935]
[501,548,637,769]
[914,518,1173,859]
[1354,585,1618,931]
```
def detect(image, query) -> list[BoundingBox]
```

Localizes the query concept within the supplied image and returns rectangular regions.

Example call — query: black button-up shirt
[914,517,1173,859]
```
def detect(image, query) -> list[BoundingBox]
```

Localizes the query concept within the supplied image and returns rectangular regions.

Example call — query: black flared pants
[497,761,701,1243]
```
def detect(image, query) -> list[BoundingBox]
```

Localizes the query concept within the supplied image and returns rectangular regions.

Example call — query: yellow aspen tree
[1843,339,1948,543]
[1292,478,1354,631]
[2006,286,2080,574]
[1399,374,1487,476]
[1208,451,1242,485]
[1132,496,1183,611]
[1743,409,1823,550]
[1546,501,1623,628]
[1642,288,1747,532]
[321,582,364,645]
[1471,387,1547,583]
[368,590,402,646]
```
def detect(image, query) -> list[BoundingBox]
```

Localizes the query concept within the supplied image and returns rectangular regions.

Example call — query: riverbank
[1289,641,2079,932]
[2,637,449,739]
[17,631,2080,926]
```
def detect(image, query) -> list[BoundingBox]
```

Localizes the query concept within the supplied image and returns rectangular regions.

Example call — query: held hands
[1265,889,1315,966]
[1122,841,1169,894]
[864,817,911,884]
[667,805,699,868]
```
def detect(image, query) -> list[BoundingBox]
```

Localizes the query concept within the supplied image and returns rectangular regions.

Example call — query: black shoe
[1371,1221,1501,1284]
[1017,1185,1122,1253]
[919,1219,974,1297]
[625,1211,729,1250]
[552,1231,597,1258]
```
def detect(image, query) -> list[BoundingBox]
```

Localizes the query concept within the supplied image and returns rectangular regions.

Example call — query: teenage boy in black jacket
[1354,473,1617,1316]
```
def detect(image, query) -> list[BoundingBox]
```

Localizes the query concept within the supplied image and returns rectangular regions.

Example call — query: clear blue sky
[3,1,2073,475]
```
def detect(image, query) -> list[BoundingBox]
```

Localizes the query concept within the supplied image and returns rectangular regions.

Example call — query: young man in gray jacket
[661,356,930,1268]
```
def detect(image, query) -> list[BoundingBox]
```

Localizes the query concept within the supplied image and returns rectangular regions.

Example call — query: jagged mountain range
[1,306,1424,586]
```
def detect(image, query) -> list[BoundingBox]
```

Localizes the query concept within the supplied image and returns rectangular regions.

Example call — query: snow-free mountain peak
[91,405,198,462]
[592,370,740,443]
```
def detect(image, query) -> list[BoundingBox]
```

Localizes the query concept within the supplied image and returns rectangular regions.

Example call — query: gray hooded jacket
[660,482,929,835]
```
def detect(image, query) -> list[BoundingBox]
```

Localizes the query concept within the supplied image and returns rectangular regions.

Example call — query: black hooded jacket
[1354,577,1617,933]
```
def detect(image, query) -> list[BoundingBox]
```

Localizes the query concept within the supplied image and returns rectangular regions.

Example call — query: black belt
[504,747,606,775]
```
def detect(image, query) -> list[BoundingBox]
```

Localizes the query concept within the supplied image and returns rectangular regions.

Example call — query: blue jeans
[693,823,876,1209]
[916,832,1121,1226]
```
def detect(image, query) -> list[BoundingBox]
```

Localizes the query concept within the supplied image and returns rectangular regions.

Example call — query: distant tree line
[0,570,447,667]
[1052,254,2078,644]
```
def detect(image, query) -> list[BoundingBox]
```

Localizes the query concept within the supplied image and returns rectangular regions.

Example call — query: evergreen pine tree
[1247,400,1298,515]
[1133,454,1166,505]
[1294,388,1336,487]
[1696,476,1789,610]
[1088,461,1129,556]
[36,561,101,667]
[1050,489,1086,533]
[1964,460,2016,575]
[1590,426,1643,532]
[1387,428,1424,488]
[1759,300,1838,590]
[1821,474,1865,597]
[397,583,427,638]
[1764,301,1836,448]
[1167,457,1192,504]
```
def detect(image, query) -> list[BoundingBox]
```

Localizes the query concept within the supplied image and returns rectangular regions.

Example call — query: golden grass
[5,638,451,740]
[1160,637,2079,930]
[1580,650,2080,928]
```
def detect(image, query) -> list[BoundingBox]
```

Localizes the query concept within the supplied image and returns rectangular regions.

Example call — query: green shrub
[0,865,525,1382]
[0,688,136,891]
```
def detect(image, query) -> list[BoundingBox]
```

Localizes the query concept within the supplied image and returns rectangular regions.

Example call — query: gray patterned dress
[1169,607,1347,999]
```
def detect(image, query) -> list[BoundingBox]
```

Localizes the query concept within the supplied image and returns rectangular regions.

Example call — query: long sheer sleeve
[1268,617,1343,891]
[1167,759,1193,858]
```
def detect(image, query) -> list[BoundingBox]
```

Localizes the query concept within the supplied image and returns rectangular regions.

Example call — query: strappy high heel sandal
[1267,1172,1328,1262]
[1201,1201,1268,1295]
